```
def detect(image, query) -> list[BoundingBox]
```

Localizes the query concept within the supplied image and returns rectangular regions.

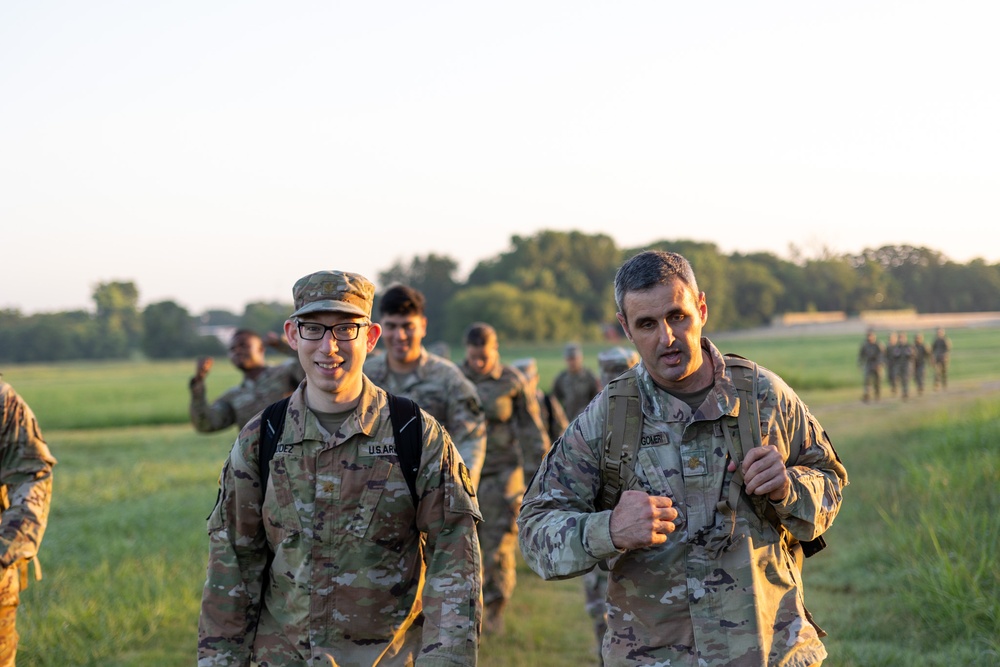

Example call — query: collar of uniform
[285,377,382,445]
[634,337,740,423]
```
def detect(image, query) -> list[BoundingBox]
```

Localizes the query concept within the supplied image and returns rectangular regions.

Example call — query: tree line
[2,231,998,363]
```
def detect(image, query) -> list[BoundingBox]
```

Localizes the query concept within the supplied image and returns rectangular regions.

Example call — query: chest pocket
[343,458,416,553]
[264,456,304,545]
[484,390,514,423]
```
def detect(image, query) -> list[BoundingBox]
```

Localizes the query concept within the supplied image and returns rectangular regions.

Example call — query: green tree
[241,301,293,337]
[728,257,785,327]
[445,282,587,343]
[142,300,222,359]
[467,230,621,329]
[92,281,141,358]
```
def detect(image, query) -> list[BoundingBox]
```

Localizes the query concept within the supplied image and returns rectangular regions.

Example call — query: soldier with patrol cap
[511,357,569,444]
[551,343,601,421]
[518,250,847,667]
[198,270,483,667]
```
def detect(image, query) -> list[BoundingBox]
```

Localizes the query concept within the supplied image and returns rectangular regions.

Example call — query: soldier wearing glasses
[198,270,483,667]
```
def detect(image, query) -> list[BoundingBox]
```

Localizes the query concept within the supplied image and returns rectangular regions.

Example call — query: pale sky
[2,1,997,316]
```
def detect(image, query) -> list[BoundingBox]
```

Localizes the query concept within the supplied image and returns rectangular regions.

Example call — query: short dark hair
[379,284,426,317]
[614,250,700,319]
[230,329,261,343]
[464,322,497,347]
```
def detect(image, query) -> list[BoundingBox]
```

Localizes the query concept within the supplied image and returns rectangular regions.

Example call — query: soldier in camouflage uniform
[580,347,640,666]
[518,251,848,667]
[856,329,885,402]
[511,358,569,444]
[462,324,550,635]
[198,271,482,667]
[365,284,487,488]
[885,331,899,395]
[889,332,914,400]
[911,332,931,396]
[189,329,305,432]
[0,378,56,667]
[551,343,601,421]
[931,327,952,390]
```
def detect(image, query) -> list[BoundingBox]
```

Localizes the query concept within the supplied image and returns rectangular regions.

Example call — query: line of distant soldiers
[857,327,952,401]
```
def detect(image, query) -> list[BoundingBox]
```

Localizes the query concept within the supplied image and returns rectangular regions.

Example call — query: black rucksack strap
[386,393,423,506]
[258,396,291,495]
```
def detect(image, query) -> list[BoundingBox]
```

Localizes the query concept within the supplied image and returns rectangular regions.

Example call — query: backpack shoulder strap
[258,396,291,494]
[599,368,641,511]
[386,393,423,506]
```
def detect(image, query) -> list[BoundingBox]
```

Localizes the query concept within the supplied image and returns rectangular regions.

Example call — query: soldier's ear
[616,312,633,342]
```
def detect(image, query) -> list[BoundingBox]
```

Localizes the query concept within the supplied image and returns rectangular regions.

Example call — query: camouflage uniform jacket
[364,349,487,487]
[857,340,884,371]
[198,377,483,667]
[931,336,951,361]
[462,361,550,480]
[0,382,56,574]
[551,368,601,420]
[189,360,305,432]
[518,339,848,667]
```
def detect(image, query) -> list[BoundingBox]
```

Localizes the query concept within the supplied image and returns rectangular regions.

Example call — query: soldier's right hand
[194,356,214,380]
[609,490,678,550]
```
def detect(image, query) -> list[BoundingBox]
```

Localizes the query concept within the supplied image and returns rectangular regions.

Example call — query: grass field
[3,326,998,666]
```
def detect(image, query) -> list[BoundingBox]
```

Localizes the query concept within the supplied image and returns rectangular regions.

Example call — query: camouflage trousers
[476,466,524,606]
[582,567,609,663]
[862,367,881,401]
[0,565,19,667]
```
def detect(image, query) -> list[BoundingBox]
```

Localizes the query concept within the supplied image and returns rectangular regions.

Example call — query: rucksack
[259,392,424,505]
[598,355,826,565]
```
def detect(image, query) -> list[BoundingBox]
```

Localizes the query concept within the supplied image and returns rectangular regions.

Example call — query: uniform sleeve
[444,376,487,489]
[517,409,620,581]
[766,381,849,542]
[189,378,238,433]
[413,415,483,666]
[0,392,56,570]
[514,380,550,479]
[197,429,268,667]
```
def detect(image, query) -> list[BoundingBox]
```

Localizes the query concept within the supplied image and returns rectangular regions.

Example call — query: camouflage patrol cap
[290,270,375,319]
[511,357,538,381]
[597,346,640,384]
[564,343,582,358]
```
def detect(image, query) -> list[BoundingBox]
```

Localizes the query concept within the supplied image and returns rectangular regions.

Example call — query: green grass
[5,326,999,665]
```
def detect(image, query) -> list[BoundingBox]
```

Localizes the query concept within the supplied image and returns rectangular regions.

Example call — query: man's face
[465,340,499,376]
[229,333,266,372]
[380,313,427,365]
[616,278,708,391]
[565,353,583,373]
[285,312,381,405]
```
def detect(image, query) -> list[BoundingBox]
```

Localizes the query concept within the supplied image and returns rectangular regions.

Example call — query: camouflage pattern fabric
[462,361,549,610]
[0,381,57,666]
[912,337,931,394]
[537,391,569,444]
[197,378,483,667]
[518,338,848,667]
[931,333,951,389]
[190,360,305,432]
[889,340,914,398]
[365,348,487,488]
[857,338,885,401]
[551,368,601,421]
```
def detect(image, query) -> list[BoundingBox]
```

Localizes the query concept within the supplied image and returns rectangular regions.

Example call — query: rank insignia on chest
[682,448,708,477]
[361,442,398,457]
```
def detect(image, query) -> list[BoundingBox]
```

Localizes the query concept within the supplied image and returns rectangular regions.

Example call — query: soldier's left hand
[729,445,789,501]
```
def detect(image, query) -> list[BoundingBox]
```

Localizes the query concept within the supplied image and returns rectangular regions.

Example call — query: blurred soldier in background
[551,343,601,421]
[365,284,486,487]
[911,332,931,396]
[890,332,914,400]
[857,328,885,402]
[511,358,569,444]
[932,327,952,390]
[462,323,550,634]
[189,329,304,432]
[885,331,900,396]
[580,346,639,666]
[0,377,56,667]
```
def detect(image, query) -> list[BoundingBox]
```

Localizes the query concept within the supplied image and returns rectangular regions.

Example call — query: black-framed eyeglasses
[295,321,370,341]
